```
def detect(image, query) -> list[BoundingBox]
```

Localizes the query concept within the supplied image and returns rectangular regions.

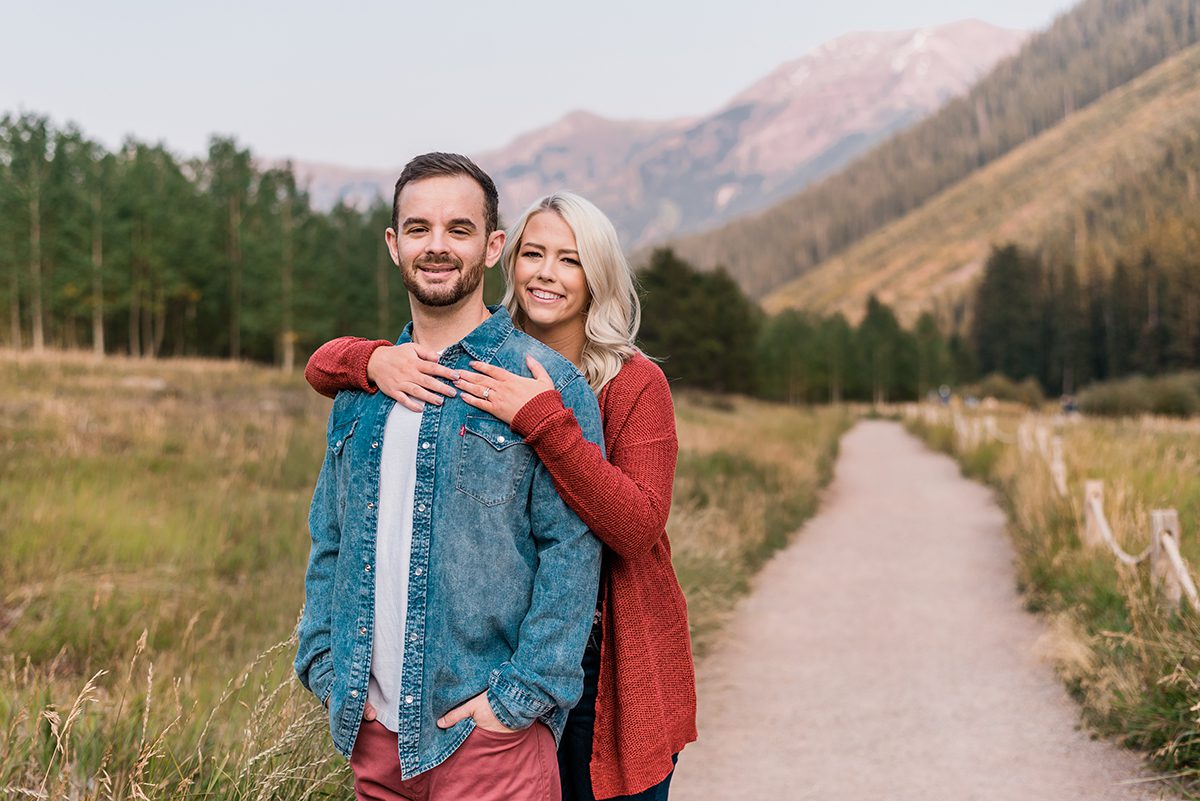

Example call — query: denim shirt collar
[395,304,514,363]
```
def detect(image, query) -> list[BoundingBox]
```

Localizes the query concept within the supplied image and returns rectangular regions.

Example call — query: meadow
[0,350,848,799]
[907,406,1200,785]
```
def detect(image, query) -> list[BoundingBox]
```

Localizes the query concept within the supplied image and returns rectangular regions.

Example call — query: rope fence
[904,403,1200,614]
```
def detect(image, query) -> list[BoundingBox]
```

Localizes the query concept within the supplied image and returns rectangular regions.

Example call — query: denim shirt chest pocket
[455,415,534,506]
[328,416,359,513]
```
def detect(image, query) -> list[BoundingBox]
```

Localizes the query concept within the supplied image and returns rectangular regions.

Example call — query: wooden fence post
[1150,509,1196,612]
[1082,481,1104,549]
[1050,436,1068,497]
[1035,426,1050,459]
[1152,509,1181,609]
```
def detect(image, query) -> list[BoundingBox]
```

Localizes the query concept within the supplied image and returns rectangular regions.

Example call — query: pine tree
[206,137,254,359]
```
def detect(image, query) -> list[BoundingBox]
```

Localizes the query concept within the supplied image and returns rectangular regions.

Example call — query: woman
[305,192,696,801]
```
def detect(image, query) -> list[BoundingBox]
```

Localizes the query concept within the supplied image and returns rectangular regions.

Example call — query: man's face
[385,175,505,308]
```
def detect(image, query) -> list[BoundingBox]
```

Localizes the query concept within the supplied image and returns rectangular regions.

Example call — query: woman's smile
[514,211,591,344]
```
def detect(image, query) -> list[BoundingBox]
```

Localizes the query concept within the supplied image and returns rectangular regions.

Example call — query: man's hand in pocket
[436,692,518,734]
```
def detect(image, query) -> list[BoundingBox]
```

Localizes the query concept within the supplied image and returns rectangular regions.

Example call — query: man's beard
[401,252,487,308]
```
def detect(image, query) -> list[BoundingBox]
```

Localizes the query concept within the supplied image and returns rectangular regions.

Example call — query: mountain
[287,20,1026,246]
[668,0,1200,298]
[478,20,1025,245]
[474,110,693,235]
[761,41,1200,325]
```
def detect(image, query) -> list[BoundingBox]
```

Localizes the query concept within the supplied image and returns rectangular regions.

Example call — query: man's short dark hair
[391,152,500,235]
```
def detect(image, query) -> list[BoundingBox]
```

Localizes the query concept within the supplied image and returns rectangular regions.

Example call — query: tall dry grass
[0,351,848,798]
[670,393,849,654]
[907,406,1200,787]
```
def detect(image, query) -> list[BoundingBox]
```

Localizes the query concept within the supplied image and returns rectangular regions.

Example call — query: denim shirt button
[409,633,418,642]
[371,441,379,448]
[367,502,375,509]
[421,442,430,450]
[418,503,426,512]
[497,436,505,444]
[413,567,423,576]
[360,627,368,635]
[405,695,414,704]
[364,564,372,572]
[350,689,359,698]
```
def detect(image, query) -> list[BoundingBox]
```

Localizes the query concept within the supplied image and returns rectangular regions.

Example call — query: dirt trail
[671,420,1177,801]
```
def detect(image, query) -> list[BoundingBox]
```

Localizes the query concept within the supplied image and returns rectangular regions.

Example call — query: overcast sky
[2,0,1078,168]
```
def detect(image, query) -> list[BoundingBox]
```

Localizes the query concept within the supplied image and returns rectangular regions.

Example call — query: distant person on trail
[306,189,698,801]
[294,152,605,801]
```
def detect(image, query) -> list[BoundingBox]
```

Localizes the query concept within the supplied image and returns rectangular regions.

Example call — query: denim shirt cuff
[307,652,336,706]
[487,664,555,729]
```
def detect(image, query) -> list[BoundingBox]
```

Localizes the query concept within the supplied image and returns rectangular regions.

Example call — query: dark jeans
[559,615,677,801]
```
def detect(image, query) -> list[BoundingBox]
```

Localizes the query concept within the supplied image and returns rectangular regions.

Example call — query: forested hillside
[670,0,1200,298]
[0,120,509,364]
[762,41,1200,325]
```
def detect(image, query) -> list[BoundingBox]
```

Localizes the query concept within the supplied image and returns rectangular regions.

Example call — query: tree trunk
[829,351,842,404]
[141,278,154,358]
[185,296,197,357]
[873,349,884,406]
[29,190,44,352]
[281,200,295,372]
[173,300,186,357]
[8,264,20,349]
[377,233,390,336]
[91,189,105,357]
[129,227,141,358]
[229,196,242,360]
[153,285,167,356]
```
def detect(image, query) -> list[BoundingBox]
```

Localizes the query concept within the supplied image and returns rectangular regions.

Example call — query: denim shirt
[294,307,604,778]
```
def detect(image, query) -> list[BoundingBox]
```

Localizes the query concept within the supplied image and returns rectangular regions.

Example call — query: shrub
[965,372,1045,407]
[1078,372,1200,418]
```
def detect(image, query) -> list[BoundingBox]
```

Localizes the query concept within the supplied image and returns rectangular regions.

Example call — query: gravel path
[671,420,1178,801]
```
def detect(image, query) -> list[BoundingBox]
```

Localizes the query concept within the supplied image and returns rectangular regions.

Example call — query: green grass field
[0,350,848,799]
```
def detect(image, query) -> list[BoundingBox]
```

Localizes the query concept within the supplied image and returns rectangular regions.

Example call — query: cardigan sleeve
[510,363,677,559]
[304,336,393,398]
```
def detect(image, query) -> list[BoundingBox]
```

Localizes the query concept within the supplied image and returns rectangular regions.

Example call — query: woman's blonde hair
[500,192,640,393]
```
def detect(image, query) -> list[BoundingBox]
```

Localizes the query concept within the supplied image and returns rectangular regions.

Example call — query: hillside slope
[761,42,1200,325]
[668,0,1200,297]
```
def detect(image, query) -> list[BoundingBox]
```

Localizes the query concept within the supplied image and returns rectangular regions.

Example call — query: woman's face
[513,211,591,338]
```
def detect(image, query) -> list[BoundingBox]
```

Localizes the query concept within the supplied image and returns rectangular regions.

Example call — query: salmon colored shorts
[350,720,561,801]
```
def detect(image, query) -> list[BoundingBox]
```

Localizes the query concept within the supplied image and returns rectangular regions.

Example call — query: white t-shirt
[367,403,422,732]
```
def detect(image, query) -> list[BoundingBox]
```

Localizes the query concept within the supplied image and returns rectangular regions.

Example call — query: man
[295,152,603,800]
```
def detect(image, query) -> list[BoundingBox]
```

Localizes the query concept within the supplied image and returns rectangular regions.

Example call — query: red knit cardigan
[306,340,697,798]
